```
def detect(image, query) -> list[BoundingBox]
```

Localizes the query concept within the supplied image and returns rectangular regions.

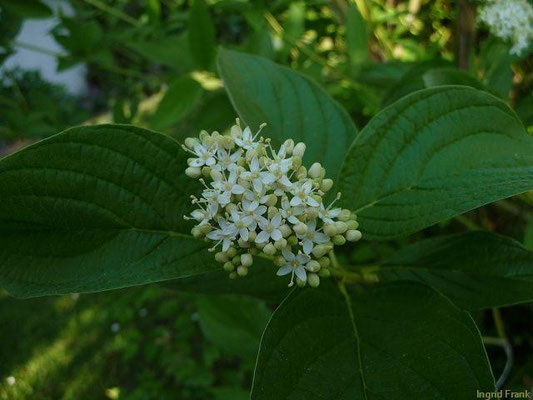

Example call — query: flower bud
[249,247,259,255]
[237,266,248,276]
[223,261,234,272]
[232,255,241,265]
[287,235,298,246]
[199,130,209,141]
[201,166,211,178]
[191,226,203,239]
[346,230,362,242]
[248,231,257,242]
[321,178,334,192]
[225,203,238,214]
[266,194,277,207]
[215,252,228,263]
[296,277,306,287]
[274,238,287,250]
[318,257,330,268]
[268,206,278,218]
[221,135,234,149]
[293,142,306,157]
[274,256,285,266]
[210,169,223,182]
[185,167,202,178]
[308,273,320,288]
[335,221,348,234]
[323,224,337,237]
[307,260,321,272]
[308,162,323,179]
[263,243,276,256]
[229,272,237,279]
[279,224,291,237]
[185,137,197,149]
[283,139,295,153]
[255,241,266,250]
[312,244,330,258]
[296,165,307,179]
[238,238,250,248]
[199,224,212,234]
[339,209,352,221]
[226,247,237,258]
[292,156,302,169]
[241,253,253,267]
[319,268,331,278]
[293,223,308,235]
[346,220,359,230]
[333,235,346,245]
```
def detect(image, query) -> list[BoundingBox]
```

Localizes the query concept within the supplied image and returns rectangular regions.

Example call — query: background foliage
[1,0,533,398]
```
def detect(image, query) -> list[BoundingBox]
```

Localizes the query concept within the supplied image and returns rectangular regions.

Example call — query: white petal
[290,196,302,206]
[303,239,313,254]
[306,197,320,207]
[222,239,231,252]
[189,158,204,167]
[255,231,270,243]
[276,265,292,276]
[295,266,307,282]
[240,229,249,241]
[232,185,245,195]
[282,247,295,261]
[252,179,263,192]
[206,157,216,166]
[272,213,282,227]
[314,232,329,244]
[297,253,311,264]
[271,229,282,241]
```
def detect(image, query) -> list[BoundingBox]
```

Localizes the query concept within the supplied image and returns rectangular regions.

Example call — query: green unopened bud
[229,272,237,279]
[319,268,331,278]
[237,266,248,276]
[323,224,337,237]
[293,142,306,157]
[185,137,197,149]
[346,220,359,230]
[249,247,259,255]
[346,230,362,242]
[308,162,323,179]
[350,213,358,221]
[293,222,308,235]
[335,221,348,234]
[226,247,237,258]
[225,203,238,214]
[274,238,287,250]
[296,165,307,179]
[199,224,212,234]
[292,156,302,169]
[308,273,320,288]
[263,243,276,256]
[238,238,250,248]
[312,244,330,258]
[339,209,351,221]
[221,135,234,149]
[223,261,234,272]
[201,166,211,178]
[321,178,334,192]
[296,277,306,287]
[185,167,201,178]
[283,139,295,153]
[274,256,285,266]
[268,206,279,218]
[287,235,298,246]
[191,226,203,239]
[307,260,321,272]
[232,255,241,265]
[210,169,223,181]
[333,235,346,245]
[255,241,266,250]
[241,253,253,267]
[266,194,278,207]
[248,231,257,242]
[237,157,246,167]
[215,252,228,263]
[199,130,209,141]
[279,224,291,237]
[318,257,330,268]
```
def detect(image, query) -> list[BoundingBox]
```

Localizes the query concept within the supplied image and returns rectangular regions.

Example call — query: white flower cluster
[479,0,533,55]
[182,120,362,287]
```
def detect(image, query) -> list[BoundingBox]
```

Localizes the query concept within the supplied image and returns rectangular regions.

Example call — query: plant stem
[456,0,476,70]
[490,308,514,390]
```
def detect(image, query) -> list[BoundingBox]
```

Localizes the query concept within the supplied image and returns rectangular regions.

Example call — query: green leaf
[0,0,52,18]
[127,34,193,71]
[338,86,533,239]
[378,231,533,310]
[150,76,203,131]
[166,256,290,302]
[197,295,271,358]
[345,3,367,68]
[188,0,216,70]
[0,124,219,298]
[252,282,494,399]
[217,48,358,179]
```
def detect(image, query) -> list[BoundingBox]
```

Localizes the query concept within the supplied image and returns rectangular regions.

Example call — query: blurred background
[0,0,532,399]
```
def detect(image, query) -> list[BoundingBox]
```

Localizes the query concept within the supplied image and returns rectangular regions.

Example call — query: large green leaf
[188,0,216,70]
[252,282,494,399]
[0,124,220,298]
[217,48,358,179]
[345,3,368,69]
[378,232,533,310]
[0,0,52,18]
[338,86,533,239]
[196,295,271,358]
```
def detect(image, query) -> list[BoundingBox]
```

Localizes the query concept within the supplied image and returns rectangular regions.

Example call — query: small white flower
[234,126,260,150]
[212,170,245,199]
[243,186,270,207]
[213,148,242,171]
[229,210,254,241]
[188,142,216,167]
[280,196,304,224]
[203,187,231,209]
[277,248,311,286]
[242,199,267,229]
[241,157,275,192]
[290,180,319,207]
[6,376,16,386]
[296,219,329,254]
[207,217,238,251]
[256,213,283,243]
[318,203,342,225]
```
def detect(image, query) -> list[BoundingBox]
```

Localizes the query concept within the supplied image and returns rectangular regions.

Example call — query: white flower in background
[183,119,362,287]
[479,0,533,55]
[6,376,16,386]
[276,248,311,287]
